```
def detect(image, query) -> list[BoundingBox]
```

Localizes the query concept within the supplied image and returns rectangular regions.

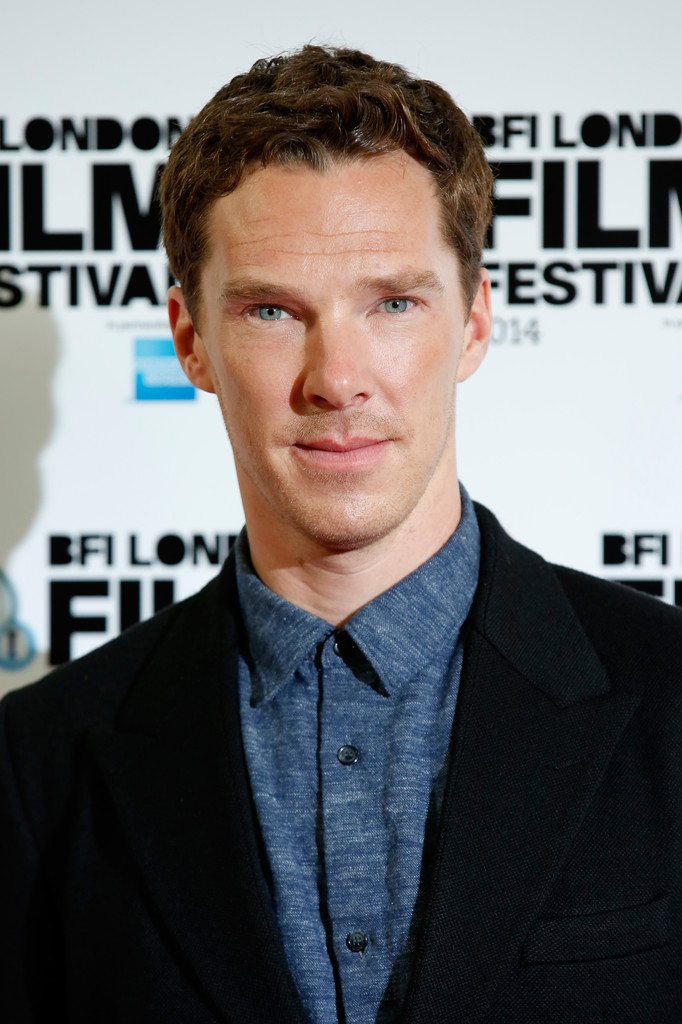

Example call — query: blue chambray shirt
[236,488,480,1024]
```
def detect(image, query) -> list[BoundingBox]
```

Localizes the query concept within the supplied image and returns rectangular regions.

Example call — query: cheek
[380,327,460,407]
[214,349,294,438]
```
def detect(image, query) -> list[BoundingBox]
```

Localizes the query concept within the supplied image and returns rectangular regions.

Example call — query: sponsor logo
[134,338,195,400]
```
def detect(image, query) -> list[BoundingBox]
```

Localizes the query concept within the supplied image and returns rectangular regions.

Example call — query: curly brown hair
[160,44,493,325]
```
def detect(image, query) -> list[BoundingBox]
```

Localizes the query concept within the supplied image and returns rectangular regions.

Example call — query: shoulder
[553,561,682,683]
[0,565,233,762]
[0,566,237,840]
[3,591,178,733]
[476,498,682,624]
[474,500,682,694]
[554,559,682,630]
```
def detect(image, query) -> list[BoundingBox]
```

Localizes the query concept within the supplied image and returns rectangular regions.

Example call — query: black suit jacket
[2,504,682,1023]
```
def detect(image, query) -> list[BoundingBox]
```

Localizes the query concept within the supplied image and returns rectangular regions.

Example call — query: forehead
[204,152,450,273]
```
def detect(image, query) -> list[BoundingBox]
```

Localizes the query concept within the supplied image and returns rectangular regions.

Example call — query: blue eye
[383,298,409,313]
[258,306,284,320]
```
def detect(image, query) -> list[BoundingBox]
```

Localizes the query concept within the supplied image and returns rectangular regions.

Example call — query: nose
[299,319,374,411]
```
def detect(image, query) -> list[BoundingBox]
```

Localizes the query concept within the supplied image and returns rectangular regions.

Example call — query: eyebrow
[218,270,445,306]
[219,281,294,305]
[354,271,445,295]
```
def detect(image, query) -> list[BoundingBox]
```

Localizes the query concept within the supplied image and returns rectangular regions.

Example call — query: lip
[292,436,391,469]
[296,437,385,452]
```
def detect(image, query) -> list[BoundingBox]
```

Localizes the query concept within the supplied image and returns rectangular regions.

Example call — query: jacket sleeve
[0,695,65,1024]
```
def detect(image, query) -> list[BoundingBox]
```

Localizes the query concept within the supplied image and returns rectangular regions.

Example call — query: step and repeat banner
[2,0,681,695]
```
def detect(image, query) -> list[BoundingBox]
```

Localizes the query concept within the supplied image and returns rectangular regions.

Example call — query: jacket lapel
[87,561,308,1024]
[404,505,641,1024]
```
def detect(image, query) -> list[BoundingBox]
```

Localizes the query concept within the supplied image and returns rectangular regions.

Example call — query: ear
[167,285,216,394]
[456,269,492,383]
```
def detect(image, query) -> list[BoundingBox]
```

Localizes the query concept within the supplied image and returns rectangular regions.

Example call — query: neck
[243,483,462,627]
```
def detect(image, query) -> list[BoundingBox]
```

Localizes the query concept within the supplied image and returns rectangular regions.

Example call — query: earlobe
[167,285,216,394]
[457,269,492,383]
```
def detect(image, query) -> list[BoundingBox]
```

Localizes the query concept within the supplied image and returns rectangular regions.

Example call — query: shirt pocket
[521,893,670,964]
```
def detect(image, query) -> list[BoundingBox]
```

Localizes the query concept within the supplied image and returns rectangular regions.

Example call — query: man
[1,45,681,1024]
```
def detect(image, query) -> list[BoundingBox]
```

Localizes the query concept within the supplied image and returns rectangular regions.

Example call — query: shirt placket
[318,632,392,1023]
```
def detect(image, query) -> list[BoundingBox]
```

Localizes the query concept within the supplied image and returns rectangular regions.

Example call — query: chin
[283,494,411,554]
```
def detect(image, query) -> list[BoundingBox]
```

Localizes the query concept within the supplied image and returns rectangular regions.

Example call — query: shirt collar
[236,485,480,704]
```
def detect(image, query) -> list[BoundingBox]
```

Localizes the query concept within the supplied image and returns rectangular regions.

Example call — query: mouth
[291,436,392,469]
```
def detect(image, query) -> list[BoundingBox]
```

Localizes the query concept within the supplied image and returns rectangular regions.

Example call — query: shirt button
[337,744,359,766]
[346,930,368,953]
[332,632,357,657]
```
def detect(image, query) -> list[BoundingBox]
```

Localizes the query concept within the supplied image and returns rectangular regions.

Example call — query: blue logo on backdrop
[0,569,37,671]
[134,339,195,401]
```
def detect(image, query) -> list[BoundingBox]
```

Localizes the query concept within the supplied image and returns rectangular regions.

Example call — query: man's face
[170,152,491,556]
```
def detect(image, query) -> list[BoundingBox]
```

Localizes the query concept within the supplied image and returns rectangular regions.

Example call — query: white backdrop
[2,0,681,695]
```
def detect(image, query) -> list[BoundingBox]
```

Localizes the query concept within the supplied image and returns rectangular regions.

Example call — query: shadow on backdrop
[0,299,60,695]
